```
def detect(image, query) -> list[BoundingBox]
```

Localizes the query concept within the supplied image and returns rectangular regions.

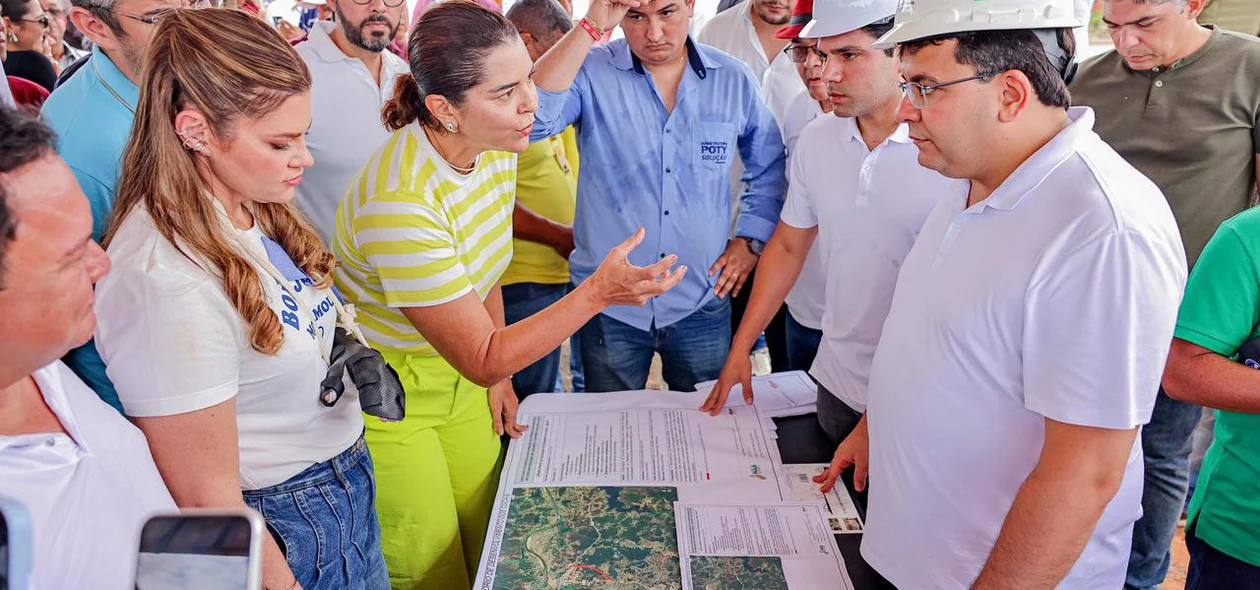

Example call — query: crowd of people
[0,0,1257,587]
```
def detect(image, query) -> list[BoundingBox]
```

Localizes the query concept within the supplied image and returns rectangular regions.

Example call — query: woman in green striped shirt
[331,2,686,588]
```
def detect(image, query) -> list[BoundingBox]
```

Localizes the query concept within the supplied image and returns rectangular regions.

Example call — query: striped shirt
[333,122,517,355]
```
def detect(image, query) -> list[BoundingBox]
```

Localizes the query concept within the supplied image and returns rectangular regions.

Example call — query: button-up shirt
[295,21,410,243]
[533,38,787,330]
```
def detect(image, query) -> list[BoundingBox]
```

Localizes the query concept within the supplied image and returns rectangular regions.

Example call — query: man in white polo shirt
[295,0,409,243]
[701,0,951,460]
[856,0,1188,587]
[0,108,175,588]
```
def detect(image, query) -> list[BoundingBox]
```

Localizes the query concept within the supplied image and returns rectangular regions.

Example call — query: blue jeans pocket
[243,436,389,590]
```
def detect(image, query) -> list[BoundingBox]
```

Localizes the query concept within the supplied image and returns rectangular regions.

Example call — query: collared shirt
[295,21,410,243]
[781,116,949,409]
[778,92,827,330]
[503,129,579,286]
[861,108,1187,589]
[1176,207,1260,567]
[759,45,809,126]
[533,38,786,331]
[57,41,88,71]
[41,45,136,411]
[0,362,176,590]
[1070,26,1260,267]
[697,0,774,81]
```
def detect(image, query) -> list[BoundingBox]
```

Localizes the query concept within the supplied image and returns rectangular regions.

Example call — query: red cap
[776,0,815,40]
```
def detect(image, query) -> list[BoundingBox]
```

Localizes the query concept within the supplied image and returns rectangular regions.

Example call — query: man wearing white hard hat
[858,0,1188,587]
[702,0,951,481]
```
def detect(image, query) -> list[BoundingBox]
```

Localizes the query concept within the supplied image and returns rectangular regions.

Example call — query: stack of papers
[474,388,858,590]
[693,370,820,427]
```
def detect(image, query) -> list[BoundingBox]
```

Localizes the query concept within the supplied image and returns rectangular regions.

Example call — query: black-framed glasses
[898,73,993,109]
[351,0,406,9]
[16,14,50,28]
[783,43,828,66]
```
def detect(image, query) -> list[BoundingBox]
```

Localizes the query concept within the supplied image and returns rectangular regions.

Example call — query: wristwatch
[743,238,765,256]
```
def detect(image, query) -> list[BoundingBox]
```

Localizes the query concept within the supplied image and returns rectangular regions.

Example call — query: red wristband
[579,17,604,42]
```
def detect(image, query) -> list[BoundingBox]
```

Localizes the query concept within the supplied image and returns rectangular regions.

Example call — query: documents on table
[675,502,854,590]
[782,464,864,533]
[693,370,819,420]
[474,390,853,590]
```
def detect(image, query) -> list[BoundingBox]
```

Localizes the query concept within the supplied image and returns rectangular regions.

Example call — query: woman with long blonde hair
[93,9,388,590]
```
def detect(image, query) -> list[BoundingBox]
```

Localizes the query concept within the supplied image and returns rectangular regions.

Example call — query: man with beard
[295,0,409,243]
[41,0,206,410]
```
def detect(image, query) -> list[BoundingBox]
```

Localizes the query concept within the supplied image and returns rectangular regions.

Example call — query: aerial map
[688,556,790,590]
[493,486,681,589]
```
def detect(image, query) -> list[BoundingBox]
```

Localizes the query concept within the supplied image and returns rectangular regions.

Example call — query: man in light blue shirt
[42,0,191,410]
[531,0,787,392]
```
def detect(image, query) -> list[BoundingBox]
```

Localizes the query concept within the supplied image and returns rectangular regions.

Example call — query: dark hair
[0,0,37,22]
[899,28,1075,109]
[860,16,895,57]
[506,0,572,41]
[0,107,59,289]
[382,0,520,132]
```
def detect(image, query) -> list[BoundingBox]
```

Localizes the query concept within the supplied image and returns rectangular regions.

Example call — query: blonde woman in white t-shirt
[92,10,388,590]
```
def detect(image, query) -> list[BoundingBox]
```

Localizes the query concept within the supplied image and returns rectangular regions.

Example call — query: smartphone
[271,15,283,26]
[0,496,34,590]
[134,509,265,590]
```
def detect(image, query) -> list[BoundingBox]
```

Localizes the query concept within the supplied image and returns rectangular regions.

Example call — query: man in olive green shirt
[1163,207,1260,588]
[1069,0,1260,588]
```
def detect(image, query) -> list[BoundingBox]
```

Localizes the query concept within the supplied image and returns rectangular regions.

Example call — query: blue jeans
[784,312,823,373]
[243,433,389,590]
[1186,523,1260,590]
[579,296,731,392]
[1127,389,1204,589]
[503,282,568,397]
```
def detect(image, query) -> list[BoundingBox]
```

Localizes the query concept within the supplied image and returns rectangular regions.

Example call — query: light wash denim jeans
[243,433,389,590]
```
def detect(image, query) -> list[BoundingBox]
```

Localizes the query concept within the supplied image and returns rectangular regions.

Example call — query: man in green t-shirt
[1069,0,1260,586]
[1164,207,1260,588]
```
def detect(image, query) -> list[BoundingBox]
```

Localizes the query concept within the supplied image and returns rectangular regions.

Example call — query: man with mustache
[295,0,409,243]
[530,0,787,394]
[1069,0,1260,588]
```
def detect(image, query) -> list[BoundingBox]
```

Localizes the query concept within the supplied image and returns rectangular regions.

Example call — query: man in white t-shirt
[701,0,950,453]
[0,108,175,588]
[294,0,410,243]
[854,0,1188,587]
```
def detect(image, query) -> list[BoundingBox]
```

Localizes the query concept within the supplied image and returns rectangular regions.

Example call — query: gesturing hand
[587,228,688,307]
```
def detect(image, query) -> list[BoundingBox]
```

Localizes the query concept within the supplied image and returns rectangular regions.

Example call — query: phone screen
[134,515,253,590]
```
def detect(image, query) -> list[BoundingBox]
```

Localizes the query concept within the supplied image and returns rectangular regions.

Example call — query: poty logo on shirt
[699,141,730,166]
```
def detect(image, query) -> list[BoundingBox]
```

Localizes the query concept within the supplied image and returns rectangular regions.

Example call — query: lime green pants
[367,351,504,590]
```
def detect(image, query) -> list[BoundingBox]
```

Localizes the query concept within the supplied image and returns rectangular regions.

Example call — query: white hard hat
[872,0,1083,49]
[799,0,897,39]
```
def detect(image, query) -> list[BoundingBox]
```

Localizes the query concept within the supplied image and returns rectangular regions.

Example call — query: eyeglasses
[898,73,993,109]
[16,14,51,28]
[350,0,406,9]
[109,0,209,26]
[783,43,827,66]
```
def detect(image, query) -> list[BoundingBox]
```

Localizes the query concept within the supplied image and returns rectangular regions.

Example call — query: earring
[444,121,458,133]
[6,32,16,44]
